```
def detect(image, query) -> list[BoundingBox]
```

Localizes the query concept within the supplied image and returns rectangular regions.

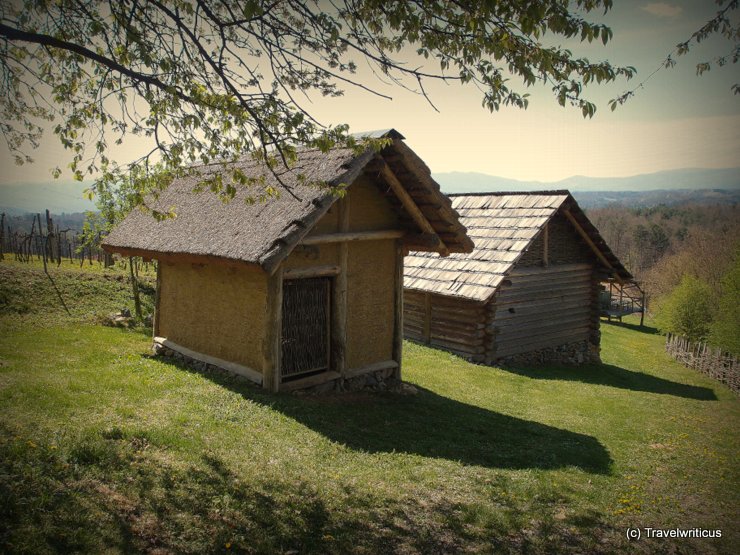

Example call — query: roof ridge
[446,190,572,197]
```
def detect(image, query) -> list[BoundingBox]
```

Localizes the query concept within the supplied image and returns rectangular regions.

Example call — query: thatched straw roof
[102,130,472,273]
[404,191,632,302]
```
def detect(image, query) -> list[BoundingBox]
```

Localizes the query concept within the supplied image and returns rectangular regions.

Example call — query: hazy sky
[0,0,738,184]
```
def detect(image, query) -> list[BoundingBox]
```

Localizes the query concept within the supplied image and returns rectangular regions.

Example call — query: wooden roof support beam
[562,209,622,283]
[301,229,404,245]
[378,161,450,257]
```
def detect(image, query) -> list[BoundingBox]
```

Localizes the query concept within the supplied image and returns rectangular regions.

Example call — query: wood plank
[430,302,487,316]
[404,288,427,298]
[301,229,404,245]
[333,196,349,380]
[262,265,283,392]
[284,264,341,279]
[280,371,341,392]
[503,270,591,287]
[428,337,486,355]
[103,245,264,272]
[543,222,549,266]
[494,335,591,359]
[492,298,589,319]
[153,337,262,385]
[494,315,592,341]
[430,329,486,347]
[423,292,432,344]
[493,326,591,356]
[502,270,592,286]
[495,326,591,353]
[496,284,592,303]
[509,262,592,277]
[429,313,486,326]
[392,240,404,380]
[404,329,424,342]
[562,209,621,282]
[492,306,592,329]
[153,261,162,338]
[496,280,591,299]
[379,161,449,256]
[345,360,399,379]
[493,290,592,308]
[428,292,486,308]
[430,318,486,331]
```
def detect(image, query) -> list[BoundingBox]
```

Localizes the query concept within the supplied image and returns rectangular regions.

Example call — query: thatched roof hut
[104,129,472,392]
[403,191,632,365]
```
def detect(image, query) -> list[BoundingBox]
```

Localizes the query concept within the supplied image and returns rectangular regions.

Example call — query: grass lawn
[0,262,737,554]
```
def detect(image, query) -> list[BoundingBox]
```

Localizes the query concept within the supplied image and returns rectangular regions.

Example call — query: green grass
[0,259,155,328]
[0,263,737,554]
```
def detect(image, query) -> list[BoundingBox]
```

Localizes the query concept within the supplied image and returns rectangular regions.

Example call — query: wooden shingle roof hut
[103,129,472,392]
[403,191,632,365]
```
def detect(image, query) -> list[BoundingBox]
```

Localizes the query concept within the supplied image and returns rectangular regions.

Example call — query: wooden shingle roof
[404,191,632,302]
[103,130,473,273]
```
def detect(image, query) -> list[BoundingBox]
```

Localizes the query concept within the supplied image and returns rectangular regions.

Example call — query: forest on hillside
[587,203,739,354]
[587,204,738,297]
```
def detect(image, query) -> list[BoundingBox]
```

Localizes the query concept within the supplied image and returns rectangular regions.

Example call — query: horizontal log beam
[280,371,341,392]
[509,262,592,276]
[344,360,399,379]
[301,230,404,245]
[284,264,341,279]
[103,245,264,272]
[153,337,262,385]
[494,324,592,348]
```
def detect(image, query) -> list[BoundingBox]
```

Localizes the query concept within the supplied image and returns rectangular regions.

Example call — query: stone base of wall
[153,341,417,395]
[295,367,417,396]
[496,340,601,367]
[152,341,255,384]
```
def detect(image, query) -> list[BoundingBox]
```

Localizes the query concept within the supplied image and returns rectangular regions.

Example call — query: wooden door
[281,277,331,380]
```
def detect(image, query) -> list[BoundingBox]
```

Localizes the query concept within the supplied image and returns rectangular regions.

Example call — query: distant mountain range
[1,167,738,215]
[0,180,94,216]
[431,167,740,194]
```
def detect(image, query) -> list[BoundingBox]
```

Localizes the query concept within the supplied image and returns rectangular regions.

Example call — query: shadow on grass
[274,386,613,474]
[0,421,621,554]
[601,319,659,334]
[146,356,613,474]
[498,363,717,400]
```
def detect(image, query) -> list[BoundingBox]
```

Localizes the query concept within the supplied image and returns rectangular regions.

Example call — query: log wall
[487,263,597,360]
[404,208,606,366]
[404,289,487,362]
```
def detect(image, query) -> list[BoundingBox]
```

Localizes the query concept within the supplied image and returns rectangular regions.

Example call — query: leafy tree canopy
[1,0,636,203]
[611,0,739,108]
[655,274,714,343]
[710,248,740,356]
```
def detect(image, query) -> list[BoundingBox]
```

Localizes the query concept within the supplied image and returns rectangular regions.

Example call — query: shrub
[655,275,713,342]
[710,251,740,356]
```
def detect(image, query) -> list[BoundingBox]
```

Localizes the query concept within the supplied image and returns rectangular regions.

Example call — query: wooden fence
[0,211,108,267]
[665,333,739,394]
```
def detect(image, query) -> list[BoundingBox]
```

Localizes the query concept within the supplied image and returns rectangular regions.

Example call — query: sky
[0,0,738,185]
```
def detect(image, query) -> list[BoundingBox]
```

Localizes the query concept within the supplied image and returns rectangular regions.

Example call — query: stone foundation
[151,341,253,383]
[496,340,600,367]
[296,367,416,395]
[153,341,416,395]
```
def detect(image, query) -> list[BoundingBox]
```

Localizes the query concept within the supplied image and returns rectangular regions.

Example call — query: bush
[655,275,713,342]
[710,252,740,356]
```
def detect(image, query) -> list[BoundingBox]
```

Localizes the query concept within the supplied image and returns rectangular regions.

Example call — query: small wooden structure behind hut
[103,130,472,392]
[403,191,632,365]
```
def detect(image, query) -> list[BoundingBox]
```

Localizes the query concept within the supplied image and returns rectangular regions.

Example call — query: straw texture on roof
[404,191,631,302]
[103,130,472,272]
